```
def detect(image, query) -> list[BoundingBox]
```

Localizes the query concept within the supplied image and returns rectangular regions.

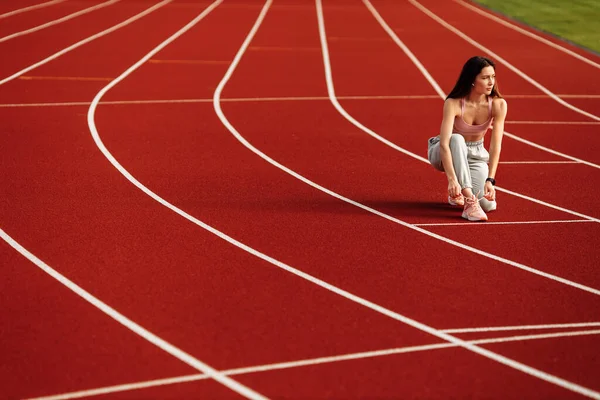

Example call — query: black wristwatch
[485,177,496,186]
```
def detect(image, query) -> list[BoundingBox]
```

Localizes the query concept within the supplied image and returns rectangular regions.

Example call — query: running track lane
[0,0,181,104]
[0,0,168,81]
[366,0,600,119]
[4,0,600,398]
[230,0,596,394]
[323,1,600,214]
[364,0,597,184]
[2,3,244,396]
[323,0,600,284]
[395,0,600,154]
[0,0,63,16]
[0,0,105,38]
[1,2,450,398]
[0,238,198,400]
[318,1,600,392]
[419,0,600,96]
[94,0,600,396]
[352,1,600,216]
[456,0,600,68]
[393,0,600,119]
[384,0,600,148]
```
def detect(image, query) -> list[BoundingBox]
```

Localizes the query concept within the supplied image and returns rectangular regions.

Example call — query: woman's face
[473,65,495,95]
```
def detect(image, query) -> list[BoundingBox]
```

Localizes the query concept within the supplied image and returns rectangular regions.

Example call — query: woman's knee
[449,134,466,150]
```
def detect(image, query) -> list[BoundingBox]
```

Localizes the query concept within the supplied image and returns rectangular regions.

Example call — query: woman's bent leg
[427,136,444,171]
[468,143,497,212]
[448,134,473,191]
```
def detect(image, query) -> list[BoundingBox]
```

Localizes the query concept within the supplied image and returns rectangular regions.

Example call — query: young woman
[428,56,508,221]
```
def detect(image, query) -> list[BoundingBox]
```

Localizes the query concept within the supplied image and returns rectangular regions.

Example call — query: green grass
[474,0,600,54]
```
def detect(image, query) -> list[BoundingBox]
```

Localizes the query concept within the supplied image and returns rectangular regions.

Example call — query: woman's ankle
[462,188,474,198]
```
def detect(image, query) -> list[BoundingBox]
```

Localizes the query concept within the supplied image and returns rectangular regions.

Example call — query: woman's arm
[439,99,462,197]
[484,98,508,200]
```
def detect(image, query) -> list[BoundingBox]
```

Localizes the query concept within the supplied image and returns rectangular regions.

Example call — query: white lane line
[455,0,600,70]
[2,95,600,108]
[414,219,592,227]
[3,3,593,400]
[324,2,600,226]
[409,0,600,123]
[30,328,600,400]
[0,0,173,86]
[315,1,600,275]
[0,95,434,107]
[0,101,92,107]
[499,161,580,164]
[364,0,600,170]
[495,187,599,222]
[26,373,212,400]
[51,0,597,396]
[85,1,266,399]
[362,0,600,210]
[443,322,600,333]
[226,0,600,296]
[0,0,121,44]
[502,132,600,169]
[0,0,66,19]
[0,228,262,400]
[558,95,600,98]
[505,121,600,125]
[318,4,600,392]
[211,0,600,397]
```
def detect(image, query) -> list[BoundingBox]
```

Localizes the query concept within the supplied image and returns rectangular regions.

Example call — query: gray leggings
[428,134,497,212]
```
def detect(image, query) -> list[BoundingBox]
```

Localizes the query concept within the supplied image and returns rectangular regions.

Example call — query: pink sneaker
[448,194,465,206]
[462,195,488,221]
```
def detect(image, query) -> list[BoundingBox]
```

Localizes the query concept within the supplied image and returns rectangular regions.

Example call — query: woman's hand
[483,181,495,201]
[448,179,462,198]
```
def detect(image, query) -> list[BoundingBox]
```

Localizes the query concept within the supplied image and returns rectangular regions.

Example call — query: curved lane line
[364,0,600,170]
[29,328,600,400]
[500,133,600,169]
[86,1,269,398]
[2,95,599,108]
[0,0,172,86]
[455,0,600,70]
[408,0,600,122]
[3,2,596,399]
[442,322,600,334]
[1,228,265,400]
[362,0,600,211]
[211,0,600,398]
[0,0,121,44]
[0,0,66,19]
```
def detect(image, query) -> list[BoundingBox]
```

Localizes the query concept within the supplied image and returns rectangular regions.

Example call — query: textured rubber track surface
[2,0,599,398]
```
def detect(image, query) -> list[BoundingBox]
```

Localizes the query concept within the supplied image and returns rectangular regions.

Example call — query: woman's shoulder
[491,96,507,106]
[443,97,462,112]
[445,97,462,105]
[492,96,507,107]
[491,96,508,117]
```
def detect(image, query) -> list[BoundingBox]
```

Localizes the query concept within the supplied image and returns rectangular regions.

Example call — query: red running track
[1,0,599,399]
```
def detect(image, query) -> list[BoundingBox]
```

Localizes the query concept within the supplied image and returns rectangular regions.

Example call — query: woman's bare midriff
[456,133,485,142]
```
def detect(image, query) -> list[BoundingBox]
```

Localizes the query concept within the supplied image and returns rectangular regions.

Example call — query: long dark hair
[446,56,502,100]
